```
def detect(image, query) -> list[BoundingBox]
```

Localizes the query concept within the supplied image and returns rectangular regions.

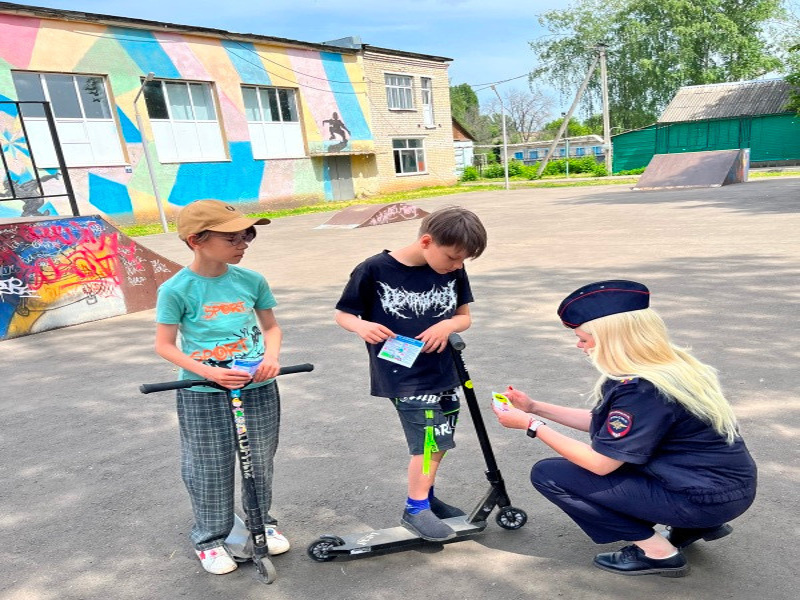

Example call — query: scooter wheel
[254,556,277,584]
[307,536,342,562]
[496,507,528,530]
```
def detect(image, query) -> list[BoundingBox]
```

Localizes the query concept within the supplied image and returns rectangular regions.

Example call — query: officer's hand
[492,402,532,429]
[505,386,535,413]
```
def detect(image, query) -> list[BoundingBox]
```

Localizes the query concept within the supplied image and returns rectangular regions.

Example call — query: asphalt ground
[2,177,798,600]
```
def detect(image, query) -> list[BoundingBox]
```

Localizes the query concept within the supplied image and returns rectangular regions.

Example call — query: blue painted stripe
[320,53,371,140]
[110,28,181,79]
[222,40,271,85]
[117,106,142,143]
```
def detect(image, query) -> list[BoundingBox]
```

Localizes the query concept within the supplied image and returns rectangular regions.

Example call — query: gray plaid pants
[176,381,280,550]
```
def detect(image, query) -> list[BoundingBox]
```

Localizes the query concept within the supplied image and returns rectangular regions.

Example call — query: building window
[142,79,226,162]
[559,147,566,157]
[11,71,125,167]
[575,147,585,156]
[514,151,523,160]
[592,146,603,155]
[242,86,305,159]
[393,138,426,175]
[529,150,539,159]
[385,74,413,110]
[421,77,434,126]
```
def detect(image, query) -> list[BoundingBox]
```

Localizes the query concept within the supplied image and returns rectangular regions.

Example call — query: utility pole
[536,54,599,178]
[490,85,510,190]
[598,43,612,175]
[133,72,169,234]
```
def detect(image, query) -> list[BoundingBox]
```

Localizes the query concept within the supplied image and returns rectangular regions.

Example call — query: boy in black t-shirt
[335,206,488,541]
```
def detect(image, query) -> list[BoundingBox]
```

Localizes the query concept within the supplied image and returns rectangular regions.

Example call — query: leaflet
[378,335,424,368]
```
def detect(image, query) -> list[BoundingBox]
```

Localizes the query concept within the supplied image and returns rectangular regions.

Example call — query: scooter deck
[321,516,488,558]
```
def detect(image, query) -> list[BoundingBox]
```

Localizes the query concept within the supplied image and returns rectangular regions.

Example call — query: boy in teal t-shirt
[154,199,287,576]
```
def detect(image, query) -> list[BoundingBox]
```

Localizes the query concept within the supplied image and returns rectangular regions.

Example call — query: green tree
[450,83,479,123]
[541,116,592,138]
[531,0,788,129]
[788,44,800,113]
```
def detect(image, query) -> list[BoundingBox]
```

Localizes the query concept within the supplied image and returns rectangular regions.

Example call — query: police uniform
[530,280,757,571]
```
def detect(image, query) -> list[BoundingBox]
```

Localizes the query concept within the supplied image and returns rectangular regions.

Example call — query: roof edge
[0,1,358,54]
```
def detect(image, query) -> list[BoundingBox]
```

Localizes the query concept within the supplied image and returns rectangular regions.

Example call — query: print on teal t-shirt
[155,265,277,392]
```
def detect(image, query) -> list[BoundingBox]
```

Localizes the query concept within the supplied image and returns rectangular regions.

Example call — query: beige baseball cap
[177,199,270,240]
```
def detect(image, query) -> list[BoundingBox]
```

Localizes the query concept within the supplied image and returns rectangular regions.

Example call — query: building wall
[363,50,456,193]
[0,11,376,224]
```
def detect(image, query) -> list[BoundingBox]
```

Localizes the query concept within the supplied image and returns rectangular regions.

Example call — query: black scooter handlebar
[448,332,466,351]
[139,363,314,394]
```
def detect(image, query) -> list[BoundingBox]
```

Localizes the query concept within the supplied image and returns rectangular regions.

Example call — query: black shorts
[390,390,460,455]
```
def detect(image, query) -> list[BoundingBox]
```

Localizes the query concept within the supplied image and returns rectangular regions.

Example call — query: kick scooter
[140,363,314,584]
[306,333,526,562]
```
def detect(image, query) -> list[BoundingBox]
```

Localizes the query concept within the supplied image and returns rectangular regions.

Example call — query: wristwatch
[527,418,546,438]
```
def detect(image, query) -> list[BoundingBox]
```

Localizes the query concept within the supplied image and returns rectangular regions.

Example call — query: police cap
[558,280,650,328]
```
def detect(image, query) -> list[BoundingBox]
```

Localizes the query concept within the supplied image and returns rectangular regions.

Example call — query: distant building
[452,117,475,174]
[510,134,606,164]
[612,79,800,172]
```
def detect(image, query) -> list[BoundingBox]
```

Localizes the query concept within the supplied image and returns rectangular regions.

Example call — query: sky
[29,0,573,113]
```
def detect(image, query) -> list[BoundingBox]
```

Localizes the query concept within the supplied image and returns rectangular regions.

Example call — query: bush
[483,164,505,178]
[614,167,646,176]
[460,166,479,182]
[507,160,524,177]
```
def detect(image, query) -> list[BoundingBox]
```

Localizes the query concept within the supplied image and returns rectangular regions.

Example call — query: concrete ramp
[634,149,749,190]
[316,202,429,229]
[1,215,180,340]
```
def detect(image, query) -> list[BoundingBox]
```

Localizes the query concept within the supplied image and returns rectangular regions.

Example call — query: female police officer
[492,280,757,577]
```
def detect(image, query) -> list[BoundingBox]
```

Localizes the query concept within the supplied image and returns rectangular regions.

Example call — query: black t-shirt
[336,250,474,397]
[591,378,757,503]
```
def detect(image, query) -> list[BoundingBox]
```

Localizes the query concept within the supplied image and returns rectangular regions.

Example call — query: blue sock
[406,497,430,514]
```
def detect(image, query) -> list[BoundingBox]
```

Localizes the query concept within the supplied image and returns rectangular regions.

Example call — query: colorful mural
[0,215,180,339]
[0,10,375,223]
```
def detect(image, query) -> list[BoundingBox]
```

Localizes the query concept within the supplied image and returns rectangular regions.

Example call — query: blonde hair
[582,308,739,443]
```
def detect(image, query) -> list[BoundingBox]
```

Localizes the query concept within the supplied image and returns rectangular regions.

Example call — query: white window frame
[385,73,414,110]
[241,85,305,160]
[393,138,427,176]
[142,79,227,163]
[421,77,434,126]
[11,71,125,168]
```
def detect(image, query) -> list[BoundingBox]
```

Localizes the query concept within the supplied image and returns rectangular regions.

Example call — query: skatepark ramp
[315,202,429,229]
[633,149,750,191]
[1,215,180,341]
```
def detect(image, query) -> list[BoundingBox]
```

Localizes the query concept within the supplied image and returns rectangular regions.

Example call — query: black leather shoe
[665,524,732,548]
[429,496,466,519]
[593,545,689,577]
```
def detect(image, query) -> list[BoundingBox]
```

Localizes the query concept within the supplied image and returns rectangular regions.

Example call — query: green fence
[612,113,800,172]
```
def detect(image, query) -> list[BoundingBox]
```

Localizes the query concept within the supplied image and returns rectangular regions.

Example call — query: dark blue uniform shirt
[590,378,757,504]
[336,250,473,398]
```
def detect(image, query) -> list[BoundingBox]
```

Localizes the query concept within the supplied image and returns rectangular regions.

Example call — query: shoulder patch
[606,410,633,438]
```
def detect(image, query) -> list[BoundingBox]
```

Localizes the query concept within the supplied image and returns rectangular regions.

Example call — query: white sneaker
[265,527,290,556]
[195,545,238,575]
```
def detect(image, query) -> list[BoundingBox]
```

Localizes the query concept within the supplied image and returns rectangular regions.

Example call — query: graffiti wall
[0,215,180,340]
[0,10,375,223]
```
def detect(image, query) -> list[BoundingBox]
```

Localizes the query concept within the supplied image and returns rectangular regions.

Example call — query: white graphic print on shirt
[377,280,457,319]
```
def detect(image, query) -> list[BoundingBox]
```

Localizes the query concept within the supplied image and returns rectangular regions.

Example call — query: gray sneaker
[401,509,457,541]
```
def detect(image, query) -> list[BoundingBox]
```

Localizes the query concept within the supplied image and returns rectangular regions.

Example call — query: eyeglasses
[210,231,256,246]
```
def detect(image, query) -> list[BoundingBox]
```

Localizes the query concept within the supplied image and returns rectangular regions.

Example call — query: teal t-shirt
[155,265,277,392]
